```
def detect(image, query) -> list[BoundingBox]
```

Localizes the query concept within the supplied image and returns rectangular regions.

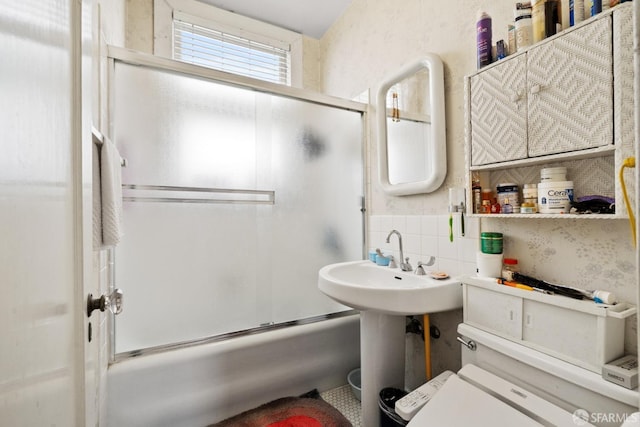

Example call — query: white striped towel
[99,136,124,247]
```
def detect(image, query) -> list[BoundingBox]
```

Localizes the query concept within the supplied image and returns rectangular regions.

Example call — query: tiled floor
[321,384,362,427]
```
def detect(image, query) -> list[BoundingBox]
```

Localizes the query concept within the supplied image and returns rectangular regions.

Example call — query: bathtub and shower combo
[104,47,367,426]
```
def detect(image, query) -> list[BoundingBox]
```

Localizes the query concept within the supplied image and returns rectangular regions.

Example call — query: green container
[481,232,503,254]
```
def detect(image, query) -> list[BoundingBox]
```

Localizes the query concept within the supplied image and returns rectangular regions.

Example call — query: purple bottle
[477,11,493,69]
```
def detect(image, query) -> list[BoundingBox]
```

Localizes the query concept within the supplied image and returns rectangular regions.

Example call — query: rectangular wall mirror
[376,55,447,196]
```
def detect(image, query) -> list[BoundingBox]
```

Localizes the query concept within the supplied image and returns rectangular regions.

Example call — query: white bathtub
[106,314,361,427]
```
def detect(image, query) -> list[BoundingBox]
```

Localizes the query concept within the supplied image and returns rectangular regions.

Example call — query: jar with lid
[540,167,567,182]
[481,232,503,254]
[496,183,519,208]
[502,258,519,280]
[520,202,536,214]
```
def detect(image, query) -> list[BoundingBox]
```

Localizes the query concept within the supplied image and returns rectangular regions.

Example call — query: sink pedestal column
[360,311,406,427]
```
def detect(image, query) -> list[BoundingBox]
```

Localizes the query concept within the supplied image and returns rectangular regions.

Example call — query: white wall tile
[420,215,438,237]
[370,214,473,278]
[392,215,407,232]
[406,215,421,235]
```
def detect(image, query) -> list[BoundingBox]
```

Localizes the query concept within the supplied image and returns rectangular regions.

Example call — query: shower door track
[112,310,359,362]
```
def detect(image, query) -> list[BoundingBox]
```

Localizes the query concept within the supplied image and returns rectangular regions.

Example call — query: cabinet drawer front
[464,285,523,340]
[470,55,527,166]
[522,300,624,371]
[527,17,613,157]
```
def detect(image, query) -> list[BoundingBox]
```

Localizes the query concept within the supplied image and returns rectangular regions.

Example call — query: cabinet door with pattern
[470,54,528,166]
[527,17,613,157]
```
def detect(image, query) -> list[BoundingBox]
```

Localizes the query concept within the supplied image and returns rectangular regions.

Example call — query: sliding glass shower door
[110,59,364,354]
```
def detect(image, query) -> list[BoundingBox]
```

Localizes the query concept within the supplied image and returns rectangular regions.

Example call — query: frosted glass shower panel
[268,97,364,323]
[114,202,264,352]
[114,62,258,189]
[111,59,364,353]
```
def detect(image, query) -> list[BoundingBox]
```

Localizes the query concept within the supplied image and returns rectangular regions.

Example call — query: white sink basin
[318,260,462,315]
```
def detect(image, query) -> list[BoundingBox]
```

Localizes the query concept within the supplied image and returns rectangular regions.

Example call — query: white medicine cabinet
[464,3,635,219]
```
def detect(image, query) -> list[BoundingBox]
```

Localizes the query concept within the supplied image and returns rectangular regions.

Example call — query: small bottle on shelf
[502,197,514,214]
[491,198,502,214]
[472,172,482,214]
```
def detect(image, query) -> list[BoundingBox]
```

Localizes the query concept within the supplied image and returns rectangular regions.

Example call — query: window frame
[153,0,303,87]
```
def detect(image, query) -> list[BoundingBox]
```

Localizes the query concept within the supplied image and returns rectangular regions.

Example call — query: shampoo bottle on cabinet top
[477,11,493,69]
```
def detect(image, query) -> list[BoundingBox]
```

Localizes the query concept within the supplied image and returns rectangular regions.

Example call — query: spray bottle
[477,11,493,69]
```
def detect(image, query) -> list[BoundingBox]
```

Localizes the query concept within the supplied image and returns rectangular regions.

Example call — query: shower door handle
[87,288,124,317]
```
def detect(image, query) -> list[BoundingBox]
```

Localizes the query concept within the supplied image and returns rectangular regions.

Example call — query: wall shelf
[468,213,622,220]
[469,146,616,172]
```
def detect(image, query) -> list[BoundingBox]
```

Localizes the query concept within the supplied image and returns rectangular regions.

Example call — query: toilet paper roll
[476,252,503,278]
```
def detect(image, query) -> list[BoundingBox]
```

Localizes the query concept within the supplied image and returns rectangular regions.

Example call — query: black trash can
[379,387,408,427]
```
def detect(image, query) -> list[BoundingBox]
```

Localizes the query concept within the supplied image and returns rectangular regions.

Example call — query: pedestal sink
[318,260,462,427]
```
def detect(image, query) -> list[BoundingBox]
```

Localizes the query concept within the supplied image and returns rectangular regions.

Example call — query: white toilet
[407,323,638,427]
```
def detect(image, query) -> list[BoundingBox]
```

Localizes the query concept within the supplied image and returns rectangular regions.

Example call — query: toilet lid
[407,364,588,427]
[407,374,542,427]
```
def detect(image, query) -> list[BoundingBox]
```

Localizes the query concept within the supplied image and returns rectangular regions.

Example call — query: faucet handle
[414,261,426,275]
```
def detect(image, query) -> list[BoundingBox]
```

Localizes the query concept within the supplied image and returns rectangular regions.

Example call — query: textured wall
[126,0,154,54]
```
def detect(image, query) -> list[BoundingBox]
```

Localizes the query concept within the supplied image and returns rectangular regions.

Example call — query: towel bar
[92,127,127,167]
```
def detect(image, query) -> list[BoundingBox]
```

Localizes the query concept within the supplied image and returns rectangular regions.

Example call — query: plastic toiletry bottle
[502,198,514,214]
[481,199,492,214]
[496,40,507,60]
[533,0,561,42]
[570,0,585,26]
[507,25,517,55]
[481,189,493,203]
[490,198,501,214]
[523,183,538,213]
[477,11,493,69]
[514,3,533,51]
[472,173,482,214]
[532,0,547,42]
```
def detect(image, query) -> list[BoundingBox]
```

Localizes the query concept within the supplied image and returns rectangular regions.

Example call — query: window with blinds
[173,19,291,85]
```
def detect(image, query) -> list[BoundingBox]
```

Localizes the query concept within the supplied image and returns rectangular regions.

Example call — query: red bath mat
[209,396,352,427]
[267,415,321,427]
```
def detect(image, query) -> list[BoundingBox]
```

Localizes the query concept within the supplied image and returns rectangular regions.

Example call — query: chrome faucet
[385,229,412,271]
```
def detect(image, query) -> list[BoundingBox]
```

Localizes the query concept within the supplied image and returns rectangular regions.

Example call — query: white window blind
[173,18,290,85]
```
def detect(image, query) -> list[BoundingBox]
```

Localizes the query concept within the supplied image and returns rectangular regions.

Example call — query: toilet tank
[458,323,637,427]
